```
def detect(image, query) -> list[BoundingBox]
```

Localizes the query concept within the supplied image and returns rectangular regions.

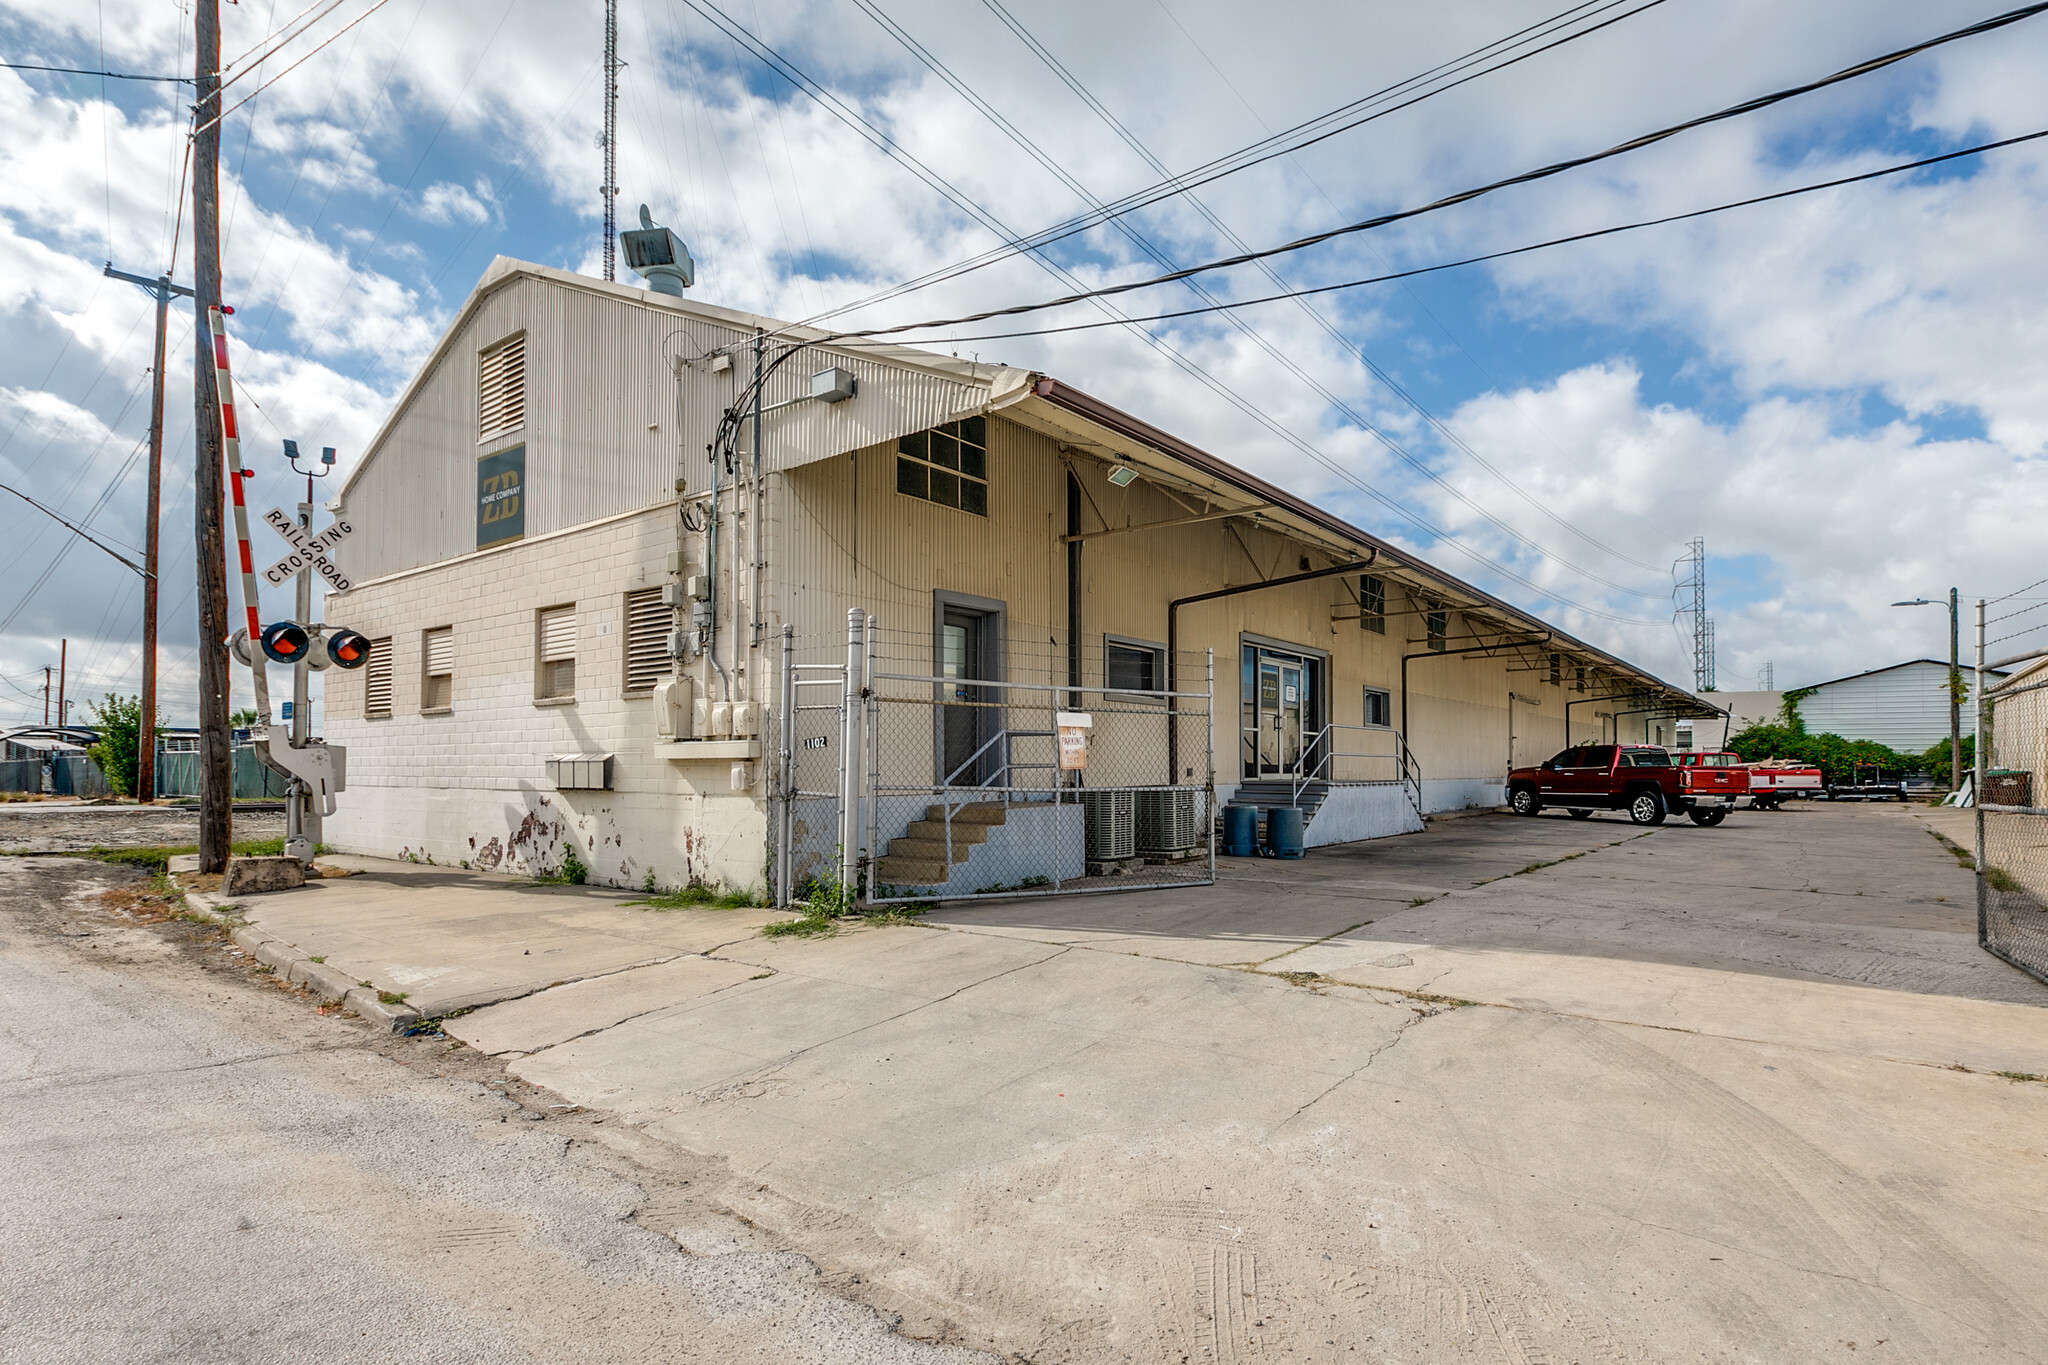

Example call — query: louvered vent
[422,626,453,710]
[537,605,576,699]
[365,637,393,717]
[478,333,526,444]
[623,588,668,693]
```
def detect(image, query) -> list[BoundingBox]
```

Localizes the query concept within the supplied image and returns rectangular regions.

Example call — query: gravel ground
[0,803,286,853]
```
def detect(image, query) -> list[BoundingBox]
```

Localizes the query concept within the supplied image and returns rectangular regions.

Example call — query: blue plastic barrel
[1264,806,1305,858]
[1222,804,1258,856]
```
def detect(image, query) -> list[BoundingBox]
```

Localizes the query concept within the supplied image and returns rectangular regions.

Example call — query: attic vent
[623,587,668,694]
[365,637,393,718]
[478,333,526,444]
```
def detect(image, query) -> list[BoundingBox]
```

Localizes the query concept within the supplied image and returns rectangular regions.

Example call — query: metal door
[940,608,990,785]
[1253,658,1306,776]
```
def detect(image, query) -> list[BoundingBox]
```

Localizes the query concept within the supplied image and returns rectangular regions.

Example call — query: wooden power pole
[193,0,232,871]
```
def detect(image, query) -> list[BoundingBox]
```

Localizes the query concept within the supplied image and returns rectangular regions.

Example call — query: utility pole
[104,265,194,803]
[43,666,51,724]
[601,0,620,281]
[57,638,66,731]
[193,0,232,872]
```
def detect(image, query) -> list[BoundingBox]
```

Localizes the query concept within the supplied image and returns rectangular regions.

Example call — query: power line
[805,0,1670,326]
[677,2,1662,623]
[829,1,2048,342]
[864,127,2048,343]
[0,60,191,83]
[977,0,1671,583]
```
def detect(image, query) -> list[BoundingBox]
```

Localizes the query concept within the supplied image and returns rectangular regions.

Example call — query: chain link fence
[1980,668,2048,982]
[770,612,1216,906]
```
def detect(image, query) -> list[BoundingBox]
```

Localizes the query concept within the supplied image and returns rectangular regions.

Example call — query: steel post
[777,624,794,907]
[1976,597,1987,946]
[839,608,863,905]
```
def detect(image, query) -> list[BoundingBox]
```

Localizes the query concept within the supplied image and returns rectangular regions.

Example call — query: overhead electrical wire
[861,127,2048,343]
[976,0,1671,583]
[677,1,1663,622]
[0,61,191,83]
[828,0,2048,342]
[803,0,1672,326]
[849,0,1665,601]
[192,0,396,137]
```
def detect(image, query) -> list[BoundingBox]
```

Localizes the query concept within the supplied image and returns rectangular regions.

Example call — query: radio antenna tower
[601,0,620,281]
[1680,537,1715,691]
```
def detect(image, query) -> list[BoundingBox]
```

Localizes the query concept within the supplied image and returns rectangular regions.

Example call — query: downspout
[1066,471,1081,708]
[749,328,765,663]
[1167,556,1375,785]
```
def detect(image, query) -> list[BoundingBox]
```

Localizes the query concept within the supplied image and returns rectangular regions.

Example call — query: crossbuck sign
[261,507,356,593]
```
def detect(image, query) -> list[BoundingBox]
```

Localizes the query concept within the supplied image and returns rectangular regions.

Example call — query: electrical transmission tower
[1679,536,1715,691]
[601,0,619,281]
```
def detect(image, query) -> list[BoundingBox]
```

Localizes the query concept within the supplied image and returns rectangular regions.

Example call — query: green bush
[1726,724,1921,785]
[84,693,161,799]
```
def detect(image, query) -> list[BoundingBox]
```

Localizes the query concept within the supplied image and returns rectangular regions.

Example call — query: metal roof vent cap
[621,204,696,296]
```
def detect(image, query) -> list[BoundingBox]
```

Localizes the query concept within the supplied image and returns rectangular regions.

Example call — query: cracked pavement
[35,800,2048,1362]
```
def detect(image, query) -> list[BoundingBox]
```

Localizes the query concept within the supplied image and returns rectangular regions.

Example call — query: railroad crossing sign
[261,506,355,592]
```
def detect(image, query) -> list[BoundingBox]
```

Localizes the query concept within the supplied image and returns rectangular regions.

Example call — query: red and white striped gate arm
[208,305,273,730]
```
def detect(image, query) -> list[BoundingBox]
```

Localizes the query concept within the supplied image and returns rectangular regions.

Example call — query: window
[1363,687,1391,727]
[1426,602,1447,652]
[1548,652,1562,686]
[365,637,393,718]
[896,414,988,516]
[1626,748,1672,767]
[421,626,453,712]
[1574,666,1587,694]
[478,333,526,444]
[623,587,669,694]
[537,605,577,701]
[1358,574,1385,634]
[1105,637,1165,696]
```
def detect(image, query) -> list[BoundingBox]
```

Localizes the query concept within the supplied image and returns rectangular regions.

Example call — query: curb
[225,922,422,1032]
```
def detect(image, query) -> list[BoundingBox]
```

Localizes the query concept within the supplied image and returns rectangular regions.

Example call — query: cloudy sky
[2,0,2046,727]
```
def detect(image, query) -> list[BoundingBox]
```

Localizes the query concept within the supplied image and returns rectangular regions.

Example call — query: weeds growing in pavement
[1986,865,2022,894]
[71,838,324,875]
[628,882,758,911]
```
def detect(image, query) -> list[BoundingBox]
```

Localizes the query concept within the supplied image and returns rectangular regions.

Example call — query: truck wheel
[1509,785,1540,817]
[1628,788,1667,826]
[1568,808,1593,820]
[1688,808,1727,826]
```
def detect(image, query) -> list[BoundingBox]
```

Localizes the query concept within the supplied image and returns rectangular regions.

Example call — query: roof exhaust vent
[621,204,696,296]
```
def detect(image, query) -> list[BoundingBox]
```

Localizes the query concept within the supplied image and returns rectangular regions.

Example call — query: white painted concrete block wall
[322,506,770,893]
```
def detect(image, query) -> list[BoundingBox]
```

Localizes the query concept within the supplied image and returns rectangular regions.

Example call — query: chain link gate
[772,620,855,908]
[1978,635,2048,983]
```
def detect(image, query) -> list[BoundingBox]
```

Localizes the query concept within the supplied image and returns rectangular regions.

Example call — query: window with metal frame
[478,333,526,444]
[1548,652,1562,685]
[1105,637,1165,696]
[536,605,576,700]
[1358,574,1385,634]
[365,637,393,718]
[896,414,988,516]
[1364,687,1391,727]
[623,587,669,694]
[1426,602,1447,652]
[422,626,453,712]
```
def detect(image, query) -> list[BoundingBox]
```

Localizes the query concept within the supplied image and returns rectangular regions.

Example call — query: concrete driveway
[245,803,2048,1362]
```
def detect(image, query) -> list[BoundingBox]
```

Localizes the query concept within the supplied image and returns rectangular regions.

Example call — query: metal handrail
[1281,724,1424,816]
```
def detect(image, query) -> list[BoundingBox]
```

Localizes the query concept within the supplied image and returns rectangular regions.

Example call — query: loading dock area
[213,798,2048,1362]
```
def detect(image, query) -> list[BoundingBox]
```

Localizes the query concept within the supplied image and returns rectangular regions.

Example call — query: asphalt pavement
[0,855,990,1365]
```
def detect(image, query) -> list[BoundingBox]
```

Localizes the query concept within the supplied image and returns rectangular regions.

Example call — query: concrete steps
[875,802,1008,887]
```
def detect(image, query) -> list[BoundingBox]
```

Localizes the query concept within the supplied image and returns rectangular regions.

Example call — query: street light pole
[1893,592,1965,792]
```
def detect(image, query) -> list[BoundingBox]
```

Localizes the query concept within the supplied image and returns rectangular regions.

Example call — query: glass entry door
[1243,645,1319,778]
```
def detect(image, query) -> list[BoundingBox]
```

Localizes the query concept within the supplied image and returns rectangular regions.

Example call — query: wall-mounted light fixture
[1106,464,1138,487]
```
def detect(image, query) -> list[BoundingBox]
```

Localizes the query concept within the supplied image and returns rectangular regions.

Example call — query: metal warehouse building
[319,257,1710,900]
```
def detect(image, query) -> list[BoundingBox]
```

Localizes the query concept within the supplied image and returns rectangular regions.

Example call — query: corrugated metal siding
[1801,662,1975,752]
[336,272,992,585]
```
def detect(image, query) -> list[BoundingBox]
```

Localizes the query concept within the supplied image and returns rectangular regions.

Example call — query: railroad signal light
[325,627,371,670]
[260,620,311,663]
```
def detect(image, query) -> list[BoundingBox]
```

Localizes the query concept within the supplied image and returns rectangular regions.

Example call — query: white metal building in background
[318,256,1710,896]
[1708,659,2000,755]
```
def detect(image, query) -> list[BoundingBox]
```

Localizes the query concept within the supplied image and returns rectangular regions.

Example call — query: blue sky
[2,0,2047,726]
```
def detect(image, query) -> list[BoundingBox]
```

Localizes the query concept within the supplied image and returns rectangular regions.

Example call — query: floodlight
[1107,464,1138,487]
[621,204,696,295]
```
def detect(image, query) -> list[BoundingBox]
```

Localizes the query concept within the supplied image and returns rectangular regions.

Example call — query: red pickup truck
[1507,744,1739,826]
